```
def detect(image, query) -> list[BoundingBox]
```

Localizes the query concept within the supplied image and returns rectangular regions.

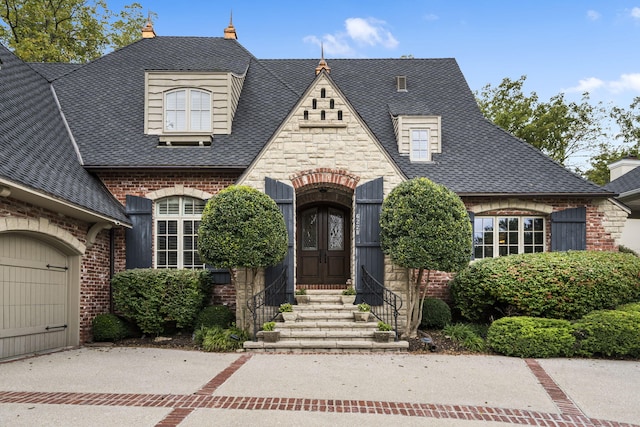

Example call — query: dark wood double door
[297,205,350,284]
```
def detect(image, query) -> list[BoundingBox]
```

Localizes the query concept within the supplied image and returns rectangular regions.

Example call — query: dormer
[144,70,246,146]
[391,114,442,162]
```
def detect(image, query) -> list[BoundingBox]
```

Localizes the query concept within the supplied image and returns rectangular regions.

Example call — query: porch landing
[243,290,409,353]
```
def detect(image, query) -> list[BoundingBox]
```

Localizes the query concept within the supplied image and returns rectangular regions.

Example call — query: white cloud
[564,74,640,95]
[586,10,601,21]
[609,73,640,92]
[423,13,439,21]
[632,7,640,19]
[345,17,399,49]
[304,17,399,57]
[564,77,605,93]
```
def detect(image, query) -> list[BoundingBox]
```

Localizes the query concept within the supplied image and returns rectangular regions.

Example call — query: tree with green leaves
[476,75,607,168]
[0,0,149,63]
[198,186,288,327]
[380,178,472,338]
[584,97,640,185]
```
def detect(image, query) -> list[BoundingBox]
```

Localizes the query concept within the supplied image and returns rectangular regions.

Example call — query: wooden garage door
[0,234,69,359]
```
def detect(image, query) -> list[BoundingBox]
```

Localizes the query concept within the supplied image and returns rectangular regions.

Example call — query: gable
[238,72,405,195]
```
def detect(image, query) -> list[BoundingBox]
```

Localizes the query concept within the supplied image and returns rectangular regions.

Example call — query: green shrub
[112,269,209,334]
[617,302,640,313]
[194,325,249,352]
[451,251,640,322]
[194,305,235,329]
[421,298,452,329]
[573,310,640,358]
[92,313,128,342]
[442,323,487,352]
[487,317,576,358]
[619,245,638,256]
[262,322,276,331]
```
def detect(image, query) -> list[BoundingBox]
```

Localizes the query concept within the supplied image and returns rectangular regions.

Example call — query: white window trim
[163,88,212,133]
[474,216,545,259]
[154,196,206,269]
[410,128,430,162]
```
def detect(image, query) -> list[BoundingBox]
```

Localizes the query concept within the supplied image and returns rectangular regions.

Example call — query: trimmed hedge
[112,269,210,334]
[487,317,576,358]
[451,251,640,322]
[573,310,640,358]
[92,313,129,342]
[421,298,452,329]
[194,305,235,329]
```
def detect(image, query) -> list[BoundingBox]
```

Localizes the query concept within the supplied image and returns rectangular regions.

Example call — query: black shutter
[355,177,384,305]
[264,178,294,303]
[468,211,475,260]
[125,195,153,269]
[551,207,587,251]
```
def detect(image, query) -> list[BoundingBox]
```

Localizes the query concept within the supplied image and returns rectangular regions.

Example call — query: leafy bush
[442,323,487,352]
[377,321,393,331]
[451,251,640,322]
[573,310,640,358]
[420,298,452,329]
[262,322,276,331]
[617,302,640,313]
[194,325,249,352]
[619,245,638,256]
[194,305,235,329]
[92,313,129,342]
[487,317,576,358]
[112,269,209,334]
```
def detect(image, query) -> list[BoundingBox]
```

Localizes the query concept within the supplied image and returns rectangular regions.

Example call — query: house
[605,158,640,253]
[0,20,626,359]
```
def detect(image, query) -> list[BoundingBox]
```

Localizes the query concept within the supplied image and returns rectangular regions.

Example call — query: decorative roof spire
[141,12,156,38]
[315,43,331,75]
[224,11,238,40]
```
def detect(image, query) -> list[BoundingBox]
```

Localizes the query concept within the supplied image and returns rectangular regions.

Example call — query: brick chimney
[315,44,330,75]
[224,12,238,40]
[141,17,156,38]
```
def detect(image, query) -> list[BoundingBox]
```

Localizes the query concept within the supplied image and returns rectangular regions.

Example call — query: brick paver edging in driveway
[1,353,638,427]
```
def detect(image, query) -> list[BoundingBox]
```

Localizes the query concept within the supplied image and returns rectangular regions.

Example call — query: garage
[0,233,71,359]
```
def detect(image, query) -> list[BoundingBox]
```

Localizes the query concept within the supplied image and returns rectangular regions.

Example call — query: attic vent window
[321,88,326,98]
[329,99,335,109]
[312,99,317,109]
[304,110,309,120]
[396,76,407,92]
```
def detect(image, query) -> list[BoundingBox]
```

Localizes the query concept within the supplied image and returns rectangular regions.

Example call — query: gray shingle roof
[28,62,82,81]
[0,44,129,224]
[605,167,640,195]
[47,36,610,197]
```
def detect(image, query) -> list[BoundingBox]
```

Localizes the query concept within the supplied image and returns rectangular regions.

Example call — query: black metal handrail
[247,268,288,341]
[360,265,403,341]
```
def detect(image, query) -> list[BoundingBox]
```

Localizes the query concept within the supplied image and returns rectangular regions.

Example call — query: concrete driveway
[1,347,639,426]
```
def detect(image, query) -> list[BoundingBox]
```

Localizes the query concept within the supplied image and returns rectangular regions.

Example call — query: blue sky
[127,0,640,110]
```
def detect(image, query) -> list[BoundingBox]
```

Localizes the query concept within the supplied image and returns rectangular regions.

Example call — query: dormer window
[164,89,211,132]
[410,129,429,161]
[396,76,407,92]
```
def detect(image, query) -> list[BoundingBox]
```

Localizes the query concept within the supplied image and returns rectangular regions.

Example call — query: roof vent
[396,76,407,92]
[141,14,156,38]
[315,43,331,75]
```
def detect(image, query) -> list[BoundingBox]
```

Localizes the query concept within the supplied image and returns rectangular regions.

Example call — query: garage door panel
[1,234,69,359]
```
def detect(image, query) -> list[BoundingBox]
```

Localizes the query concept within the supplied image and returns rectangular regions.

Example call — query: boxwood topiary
[573,310,640,358]
[451,251,640,322]
[92,313,129,342]
[194,305,235,329]
[421,298,452,329]
[487,316,576,358]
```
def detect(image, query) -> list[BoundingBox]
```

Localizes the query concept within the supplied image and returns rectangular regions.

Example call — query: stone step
[277,330,379,341]
[276,321,376,330]
[244,339,409,353]
[293,304,355,312]
[294,311,362,321]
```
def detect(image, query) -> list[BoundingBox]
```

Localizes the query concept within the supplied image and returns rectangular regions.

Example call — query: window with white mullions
[155,196,207,269]
[474,216,545,259]
[164,89,211,132]
[410,129,429,161]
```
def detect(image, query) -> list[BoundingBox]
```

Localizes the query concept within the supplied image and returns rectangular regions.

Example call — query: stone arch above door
[0,217,86,255]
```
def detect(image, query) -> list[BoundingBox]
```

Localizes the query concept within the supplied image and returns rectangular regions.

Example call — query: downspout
[109,228,115,313]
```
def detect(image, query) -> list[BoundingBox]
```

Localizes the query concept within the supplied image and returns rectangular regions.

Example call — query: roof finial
[224,11,238,40]
[315,42,331,75]
[141,12,156,38]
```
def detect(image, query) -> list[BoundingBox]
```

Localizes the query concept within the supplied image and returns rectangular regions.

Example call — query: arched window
[303,110,309,120]
[320,88,326,98]
[164,89,211,132]
[337,110,343,120]
[155,196,207,269]
[321,110,326,120]
[329,99,335,109]
[312,99,317,109]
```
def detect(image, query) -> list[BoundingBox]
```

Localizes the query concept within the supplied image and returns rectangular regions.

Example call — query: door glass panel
[302,209,318,250]
[328,209,344,250]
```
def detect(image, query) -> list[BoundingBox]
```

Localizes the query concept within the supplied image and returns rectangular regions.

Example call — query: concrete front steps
[243,290,409,353]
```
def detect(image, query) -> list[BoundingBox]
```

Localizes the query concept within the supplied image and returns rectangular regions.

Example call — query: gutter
[457,192,616,198]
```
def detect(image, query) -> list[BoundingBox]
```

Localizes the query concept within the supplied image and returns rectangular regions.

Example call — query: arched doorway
[297,204,351,284]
